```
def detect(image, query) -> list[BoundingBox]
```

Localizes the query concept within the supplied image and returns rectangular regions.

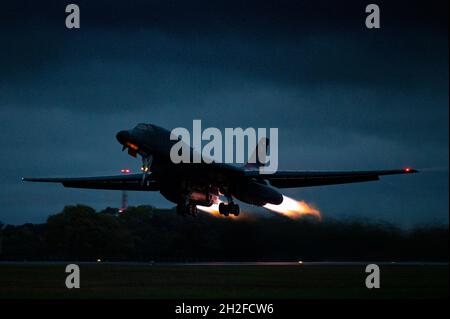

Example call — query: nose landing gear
[140,155,153,185]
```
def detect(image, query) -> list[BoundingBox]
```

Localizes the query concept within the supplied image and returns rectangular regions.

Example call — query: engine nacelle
[232,180,283,206]
[188,191,214,206]
[160,183,216,207]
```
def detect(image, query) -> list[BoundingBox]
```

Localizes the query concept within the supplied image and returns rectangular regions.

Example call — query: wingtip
[403,167,419,174]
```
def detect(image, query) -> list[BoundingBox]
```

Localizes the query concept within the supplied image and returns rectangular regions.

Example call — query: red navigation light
[120,169,131,174]
[404,167,411,173]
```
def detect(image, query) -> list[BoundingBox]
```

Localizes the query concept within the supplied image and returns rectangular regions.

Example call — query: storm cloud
[0,0,448,226]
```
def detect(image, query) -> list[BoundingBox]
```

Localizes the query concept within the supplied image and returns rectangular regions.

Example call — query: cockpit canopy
[135,123,154,131]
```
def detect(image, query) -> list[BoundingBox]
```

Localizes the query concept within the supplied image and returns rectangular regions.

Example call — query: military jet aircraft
[23,123,418,216]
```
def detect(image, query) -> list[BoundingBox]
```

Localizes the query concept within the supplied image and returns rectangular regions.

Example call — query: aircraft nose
[116,130,130,144]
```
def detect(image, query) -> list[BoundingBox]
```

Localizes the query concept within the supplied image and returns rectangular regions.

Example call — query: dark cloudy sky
[0,0,448,226]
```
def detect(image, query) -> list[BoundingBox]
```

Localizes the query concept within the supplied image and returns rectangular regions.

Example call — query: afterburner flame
[197,202,222,215]
[264,195,321,220]
[198,195,321,220]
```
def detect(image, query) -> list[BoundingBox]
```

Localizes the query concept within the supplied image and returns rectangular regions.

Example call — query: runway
[1,261,448,298]
[0,261,447,266]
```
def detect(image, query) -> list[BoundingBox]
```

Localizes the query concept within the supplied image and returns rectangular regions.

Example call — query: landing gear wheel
[189,204,198,216]
[231,203,240,216]
[176,201,198,216]
[219,202,240,217]
[219,203,226,215]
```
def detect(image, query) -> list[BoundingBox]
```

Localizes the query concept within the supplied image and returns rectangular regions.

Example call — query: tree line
[0,205,448,261]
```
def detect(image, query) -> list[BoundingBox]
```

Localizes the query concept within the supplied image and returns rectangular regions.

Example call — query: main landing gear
[176,194,240,217]
[176,202,198,216]
[219,201,240,217]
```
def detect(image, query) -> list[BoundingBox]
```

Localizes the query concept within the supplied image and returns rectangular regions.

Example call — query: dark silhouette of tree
[0,221,3,256]
[44,205,134,260]
[0,205,448,261]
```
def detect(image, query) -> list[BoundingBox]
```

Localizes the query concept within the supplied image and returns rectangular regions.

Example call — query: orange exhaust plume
[197,202,221,216]
[197,196,223,217]
[264,195,321,220]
